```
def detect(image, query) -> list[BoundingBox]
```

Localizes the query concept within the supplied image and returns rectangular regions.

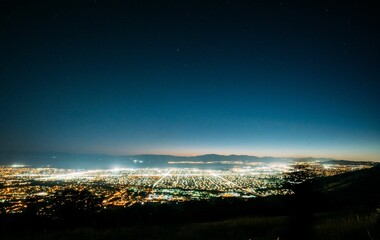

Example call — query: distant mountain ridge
[0,152,373,169]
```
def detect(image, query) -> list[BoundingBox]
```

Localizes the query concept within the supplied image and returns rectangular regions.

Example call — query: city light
[0,162,371,214]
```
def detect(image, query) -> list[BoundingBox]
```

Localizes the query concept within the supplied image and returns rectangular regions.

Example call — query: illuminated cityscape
[1,0,379,239]
[0,161,371,215]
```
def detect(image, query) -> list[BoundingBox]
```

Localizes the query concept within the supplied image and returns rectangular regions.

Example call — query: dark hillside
[309,164,380,209]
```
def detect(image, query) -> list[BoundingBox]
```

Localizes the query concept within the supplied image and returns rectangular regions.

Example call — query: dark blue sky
[1,1,379,160]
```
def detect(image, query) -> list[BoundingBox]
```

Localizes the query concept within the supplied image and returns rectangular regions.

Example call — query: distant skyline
[1,1,379,161]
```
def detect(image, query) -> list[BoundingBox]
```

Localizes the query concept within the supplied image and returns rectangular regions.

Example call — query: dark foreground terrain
[1,165,380,240]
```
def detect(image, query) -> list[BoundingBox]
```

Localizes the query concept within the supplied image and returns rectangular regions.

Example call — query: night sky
[1,1,379,161]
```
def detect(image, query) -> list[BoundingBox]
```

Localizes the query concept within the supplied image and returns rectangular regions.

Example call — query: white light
[11,164,25,168]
